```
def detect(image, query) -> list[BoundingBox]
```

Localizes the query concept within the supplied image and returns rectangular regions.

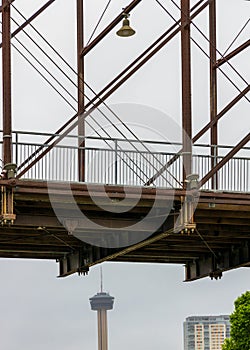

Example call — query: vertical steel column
[209,0,218,189]
[77,0,85,182]
[2,0,12,165]
[181,0,192,187]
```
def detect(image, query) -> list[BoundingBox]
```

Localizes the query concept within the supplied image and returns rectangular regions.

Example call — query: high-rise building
[183,315,230,350]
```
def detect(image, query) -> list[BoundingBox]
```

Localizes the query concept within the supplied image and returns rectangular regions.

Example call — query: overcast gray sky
[0,0,249,349]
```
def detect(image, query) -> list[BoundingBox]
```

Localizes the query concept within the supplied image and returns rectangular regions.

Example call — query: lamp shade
[116,18,135,37]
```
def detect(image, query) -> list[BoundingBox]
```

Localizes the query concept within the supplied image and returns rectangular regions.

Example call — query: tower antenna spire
[100,266,103,292]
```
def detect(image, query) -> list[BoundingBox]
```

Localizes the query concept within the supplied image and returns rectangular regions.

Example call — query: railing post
[15,131,18,166]
[114,139,118,185]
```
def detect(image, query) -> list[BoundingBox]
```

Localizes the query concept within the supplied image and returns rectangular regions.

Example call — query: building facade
[183,315,230,350]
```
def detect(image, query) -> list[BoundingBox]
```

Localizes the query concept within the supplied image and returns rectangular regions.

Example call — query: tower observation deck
[90,292,115,311]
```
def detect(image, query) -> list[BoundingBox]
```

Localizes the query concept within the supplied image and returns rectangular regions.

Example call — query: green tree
[222,291,250,350]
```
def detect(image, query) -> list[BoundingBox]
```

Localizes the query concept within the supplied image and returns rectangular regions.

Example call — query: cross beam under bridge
[0,179,249,281]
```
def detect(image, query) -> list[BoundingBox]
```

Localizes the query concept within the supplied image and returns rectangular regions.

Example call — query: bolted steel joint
[3,163,17,179]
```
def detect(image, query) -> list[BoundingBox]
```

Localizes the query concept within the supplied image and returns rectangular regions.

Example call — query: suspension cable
[0,29,77,112]
[223,17,250,56]
[86,0,112,46]
[195,228,218,260]
[40,227,76,251]
[10,19,78,106]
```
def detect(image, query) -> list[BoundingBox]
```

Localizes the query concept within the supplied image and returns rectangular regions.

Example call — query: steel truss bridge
[0,0,249,281]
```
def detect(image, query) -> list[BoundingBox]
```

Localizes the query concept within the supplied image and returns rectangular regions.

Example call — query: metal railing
[0,131,249,192]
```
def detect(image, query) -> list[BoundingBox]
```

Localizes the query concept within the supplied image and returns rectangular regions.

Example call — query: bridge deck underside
[0,180,249,281]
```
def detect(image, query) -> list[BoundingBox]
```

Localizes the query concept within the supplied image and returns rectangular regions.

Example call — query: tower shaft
[97,309,108,350]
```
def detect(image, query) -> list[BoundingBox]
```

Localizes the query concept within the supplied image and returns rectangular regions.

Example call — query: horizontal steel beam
[59,250,89,277]
[58,246,112,277]
[185,241,250,281]
[0,244,72,254]
[12,213,167,232]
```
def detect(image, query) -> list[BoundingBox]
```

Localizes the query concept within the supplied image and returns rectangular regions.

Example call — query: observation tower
[89,272,114,350]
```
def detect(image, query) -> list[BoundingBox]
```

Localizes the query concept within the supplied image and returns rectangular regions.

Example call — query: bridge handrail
[0,131,249,192]
[0,130,250,151]
[5,141,250,161]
